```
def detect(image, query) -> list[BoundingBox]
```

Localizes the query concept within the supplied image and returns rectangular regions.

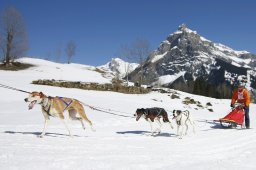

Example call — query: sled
[214,104,245,128]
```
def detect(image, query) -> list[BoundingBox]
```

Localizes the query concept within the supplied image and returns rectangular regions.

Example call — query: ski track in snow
[1,58,256,170]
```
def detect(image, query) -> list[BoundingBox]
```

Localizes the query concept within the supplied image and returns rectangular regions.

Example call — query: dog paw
[154,131,161,135]
[178,136,183,139]
[37,135,44,138]
[176,134,183,139]
[91,127,96,132]
[154,128,161,133]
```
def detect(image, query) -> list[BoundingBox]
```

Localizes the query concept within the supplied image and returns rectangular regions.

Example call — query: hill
[0,57,256,170]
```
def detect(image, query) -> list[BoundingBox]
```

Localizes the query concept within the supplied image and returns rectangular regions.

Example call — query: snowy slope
[0,58,256,170]
[0,58,111,89]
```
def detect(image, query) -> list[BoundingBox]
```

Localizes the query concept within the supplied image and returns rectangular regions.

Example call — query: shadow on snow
[116,130,175,137]
[197,120,240,131]
[3,131,83,138]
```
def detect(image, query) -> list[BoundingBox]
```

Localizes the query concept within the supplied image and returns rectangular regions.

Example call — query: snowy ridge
[214,43,249,56]
[98,58,139,78]
[152,71,186,86]
[150,52,168,63]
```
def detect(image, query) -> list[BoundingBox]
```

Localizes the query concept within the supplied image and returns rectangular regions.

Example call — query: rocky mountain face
[128,24,256,98]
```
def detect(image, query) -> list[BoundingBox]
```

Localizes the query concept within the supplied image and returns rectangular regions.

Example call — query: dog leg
[78,107,95,131]
[177,126,182,139]
[149,120,154,135]
[39,118,49,138]
[181,125,185,138]
[169,122,174,129]
[61,118,72,137]
[69,109,86,130]
[177,124,184,139]
[185,122,188,136]
[79,118,86,130]
[155,118,162,134]
[190,120,196,134]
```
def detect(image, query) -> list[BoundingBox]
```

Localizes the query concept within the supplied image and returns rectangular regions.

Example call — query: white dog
[172,110,195,139]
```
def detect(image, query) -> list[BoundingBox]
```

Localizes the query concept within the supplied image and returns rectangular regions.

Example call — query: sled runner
[214,104,245,128]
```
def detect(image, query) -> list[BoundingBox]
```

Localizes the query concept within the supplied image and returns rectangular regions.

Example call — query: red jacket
[231,88,251,107]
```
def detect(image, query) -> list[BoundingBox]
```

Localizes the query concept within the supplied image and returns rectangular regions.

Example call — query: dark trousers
[244,107,250,128]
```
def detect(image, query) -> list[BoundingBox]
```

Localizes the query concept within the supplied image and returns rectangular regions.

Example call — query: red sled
[214,104,245,128]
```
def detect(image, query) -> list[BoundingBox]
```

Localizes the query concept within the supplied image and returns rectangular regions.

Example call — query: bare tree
[118,39,151,85]
[65,41,76,64]
[130,38,151,85]
[55,43,62,62]
[45,51,51,61]
[0,6,28,66]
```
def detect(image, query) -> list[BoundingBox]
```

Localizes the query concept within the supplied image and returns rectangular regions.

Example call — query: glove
[230,103,234,108]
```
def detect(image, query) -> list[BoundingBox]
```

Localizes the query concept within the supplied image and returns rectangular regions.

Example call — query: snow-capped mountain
[98,58,139,78]
[129,24,256,98]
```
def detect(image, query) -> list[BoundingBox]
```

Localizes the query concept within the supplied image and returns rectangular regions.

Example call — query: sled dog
[24,91,94,137]
[172,110,195,139]
[134,107,173,135]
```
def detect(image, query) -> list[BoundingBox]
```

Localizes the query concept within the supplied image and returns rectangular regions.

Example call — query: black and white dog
[172,110,195,139]
[135,107,174,135]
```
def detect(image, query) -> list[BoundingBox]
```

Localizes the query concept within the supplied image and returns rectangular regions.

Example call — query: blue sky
[1,0,256,66]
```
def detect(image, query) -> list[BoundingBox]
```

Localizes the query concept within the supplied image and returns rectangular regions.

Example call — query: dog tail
[184,110,190,114]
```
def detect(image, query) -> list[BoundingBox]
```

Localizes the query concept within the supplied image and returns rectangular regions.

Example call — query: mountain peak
[178,23,187,31]
[178,23,197,34]
[170,24,197,37]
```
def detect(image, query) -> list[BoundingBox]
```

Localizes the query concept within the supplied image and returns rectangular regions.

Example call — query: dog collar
[41,97,52,116]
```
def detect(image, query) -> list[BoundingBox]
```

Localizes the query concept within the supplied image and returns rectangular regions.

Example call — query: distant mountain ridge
[98,58,138,78]
[128,24,256,98]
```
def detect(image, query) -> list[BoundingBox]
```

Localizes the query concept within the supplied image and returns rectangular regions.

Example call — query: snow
[170,27,197,36]
[16,58,111,84]
[1,58,256,170]
[162,40,170,44]
[170,30,182,36]
[214,43,249,57]
[152,72,186,86]
[150,52,167,63]
[183,27,197,34]
[98,58,139,78]
[200,36,211,42]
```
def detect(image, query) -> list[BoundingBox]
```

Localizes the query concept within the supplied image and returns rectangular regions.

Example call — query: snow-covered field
[1,58,256,170]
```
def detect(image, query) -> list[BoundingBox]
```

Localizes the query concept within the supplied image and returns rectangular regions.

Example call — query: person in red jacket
[231,83,251,129]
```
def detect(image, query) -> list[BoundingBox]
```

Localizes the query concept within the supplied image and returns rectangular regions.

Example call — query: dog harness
[58,97,73,111]
[41,96,53,116]
[41,96,73,117]
[176,111,190,125]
